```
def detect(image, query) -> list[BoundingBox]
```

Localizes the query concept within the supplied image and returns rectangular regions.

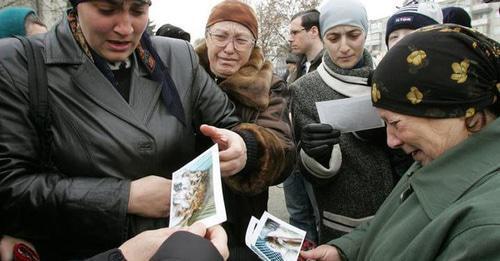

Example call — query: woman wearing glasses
[195,0,295,259]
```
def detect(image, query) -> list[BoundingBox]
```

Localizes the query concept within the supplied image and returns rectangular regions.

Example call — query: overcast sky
[149,0,403,42]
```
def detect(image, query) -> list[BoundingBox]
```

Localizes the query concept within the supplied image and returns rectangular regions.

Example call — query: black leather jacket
[0,18,239,259]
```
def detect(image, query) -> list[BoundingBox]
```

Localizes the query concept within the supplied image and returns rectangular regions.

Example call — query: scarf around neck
[317,49,374,97]
[67,11,186,125]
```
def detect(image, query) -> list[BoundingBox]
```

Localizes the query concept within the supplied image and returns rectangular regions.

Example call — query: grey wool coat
[291,51,396,243]
[0,18,241,259]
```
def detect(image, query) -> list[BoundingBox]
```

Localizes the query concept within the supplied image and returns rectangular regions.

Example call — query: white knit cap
[319,0,368,38]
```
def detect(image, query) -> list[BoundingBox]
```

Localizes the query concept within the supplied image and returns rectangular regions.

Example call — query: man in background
[284,9,324,244]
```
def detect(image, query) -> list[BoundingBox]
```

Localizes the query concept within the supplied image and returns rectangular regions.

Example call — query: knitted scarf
[317,49,374,97]
[67,11,185,125]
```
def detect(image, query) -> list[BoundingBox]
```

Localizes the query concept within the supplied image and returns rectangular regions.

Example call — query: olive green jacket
[330,118,500,260]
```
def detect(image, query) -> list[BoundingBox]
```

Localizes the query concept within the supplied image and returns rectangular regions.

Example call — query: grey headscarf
[319,0,368,37]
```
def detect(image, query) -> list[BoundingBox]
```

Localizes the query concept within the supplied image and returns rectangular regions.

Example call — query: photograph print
[169,144,226,228]
[251,212,306,261]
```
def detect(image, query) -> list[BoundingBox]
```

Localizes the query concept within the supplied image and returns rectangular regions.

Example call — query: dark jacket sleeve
[0,39,129,247]
[85,249,126,261]
[150,231,223,261]
[85,232,224,261]
[225,77,296,195]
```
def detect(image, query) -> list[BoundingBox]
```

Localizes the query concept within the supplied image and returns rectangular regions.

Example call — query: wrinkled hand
[119,227,180,261]
[128,175,171,218]
[200,124,247,177]
[0,235,38,261]
[300,244,342,261]
[301,123,340,165]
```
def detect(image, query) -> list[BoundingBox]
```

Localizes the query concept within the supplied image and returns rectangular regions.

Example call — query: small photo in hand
[250,212,306,261]
[169,144,226,228]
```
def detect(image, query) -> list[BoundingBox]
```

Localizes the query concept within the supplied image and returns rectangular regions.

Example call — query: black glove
[301,123,341,167]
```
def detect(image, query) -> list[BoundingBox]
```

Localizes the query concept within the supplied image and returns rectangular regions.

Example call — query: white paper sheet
[316,95,385,133]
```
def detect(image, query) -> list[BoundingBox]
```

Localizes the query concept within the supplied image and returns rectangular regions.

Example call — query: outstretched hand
[300,244,342,261]
[200,124,247,177]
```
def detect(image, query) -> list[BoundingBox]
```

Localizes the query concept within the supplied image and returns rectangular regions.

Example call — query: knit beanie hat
[442,7,471,28]
[206,0,258,39]
[0,6,35,39]
[318,0,368,38]
[385,2,443,45]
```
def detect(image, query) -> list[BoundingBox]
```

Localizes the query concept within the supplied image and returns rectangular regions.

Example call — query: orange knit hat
[206,0,258,39]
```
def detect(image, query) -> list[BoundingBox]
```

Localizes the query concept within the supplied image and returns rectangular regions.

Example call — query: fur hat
[206,0,258,39]
[385,2,442,45]
[0,6,35,39]
[319,0,368,38]
[442,7,471,28]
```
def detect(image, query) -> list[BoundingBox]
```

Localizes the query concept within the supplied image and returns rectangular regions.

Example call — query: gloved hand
[301,123,341,167]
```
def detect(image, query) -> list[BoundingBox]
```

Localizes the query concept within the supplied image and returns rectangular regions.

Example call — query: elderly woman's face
[377,108,469,166]
[77,0,149,62]
[323,25,366,69]
[206,21,255,78]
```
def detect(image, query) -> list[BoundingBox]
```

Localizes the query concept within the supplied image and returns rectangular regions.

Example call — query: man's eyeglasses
[289,28,306,36]
[207,31,255,51]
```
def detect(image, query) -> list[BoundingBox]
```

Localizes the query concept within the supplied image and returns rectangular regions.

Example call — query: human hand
[184,223,229,260]
[200,124,247,177]
[0,235,38,261]
[119,227,180,261]
[301,123,340,165]
[128,175,171,218]
[300,244,342,261]
[205,225,229,260]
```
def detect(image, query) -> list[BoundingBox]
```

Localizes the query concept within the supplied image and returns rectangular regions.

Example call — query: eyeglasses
[289,28,306,37]
[207,31,255,51]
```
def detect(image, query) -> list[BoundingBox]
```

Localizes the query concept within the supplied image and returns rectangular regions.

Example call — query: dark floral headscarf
[371,24,499,118]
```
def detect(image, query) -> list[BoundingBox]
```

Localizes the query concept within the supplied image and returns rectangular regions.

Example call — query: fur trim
[195,42,273,110]
[224,123,288,195]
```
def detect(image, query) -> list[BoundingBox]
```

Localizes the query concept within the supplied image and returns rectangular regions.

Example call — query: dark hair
[291,9,320,31]
[155,23,191,42]
[24,13,46,28]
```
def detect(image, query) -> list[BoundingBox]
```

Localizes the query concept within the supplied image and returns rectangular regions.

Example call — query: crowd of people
[0,0,498,260]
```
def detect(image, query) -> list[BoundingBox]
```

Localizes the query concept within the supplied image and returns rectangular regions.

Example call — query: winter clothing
[206,0,258,39]
[318,0,368,37]
[196,42,295,259]
[0,16,246,259]
[385,2,442,45]
[67,10,186,124]
[0,6,34,38]
[288,49,325,84]
[374,24,500,119]
[87,231,223,261]
[442,6,471,27]
[330,118,500,261]
[291,50,396,243]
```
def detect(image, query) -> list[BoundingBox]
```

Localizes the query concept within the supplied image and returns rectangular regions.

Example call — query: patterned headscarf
[67,9,185,125]
[372,24,499,118]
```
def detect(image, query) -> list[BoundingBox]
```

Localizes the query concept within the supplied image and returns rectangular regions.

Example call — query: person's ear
[465,111,486,133]
[310,26,320,38]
